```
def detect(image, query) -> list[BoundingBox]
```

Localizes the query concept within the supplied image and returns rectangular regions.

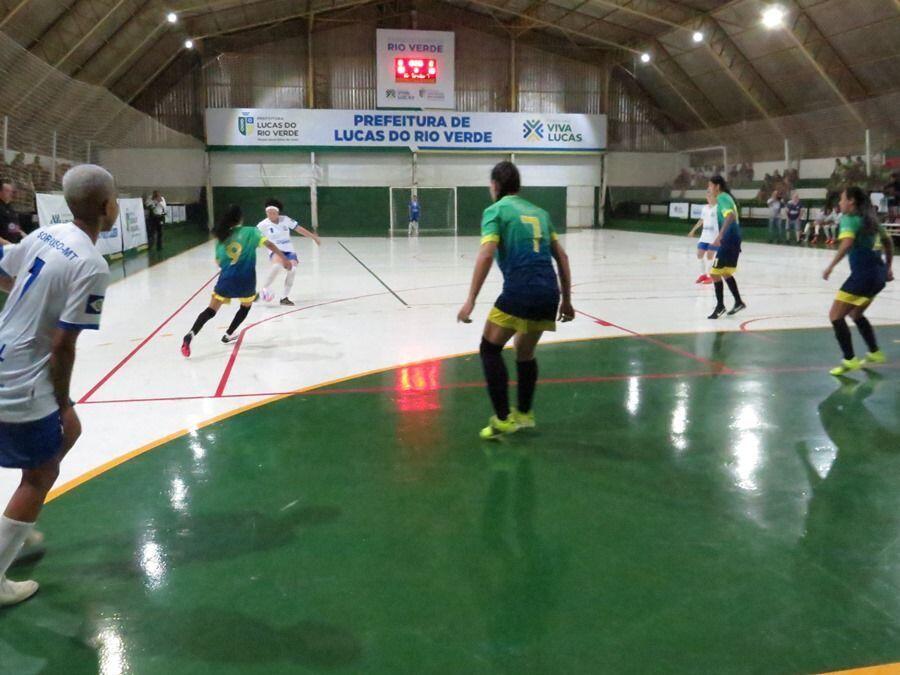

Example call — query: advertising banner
[36,193,141,257]
[669,202,690,219]
[206,108,606,152]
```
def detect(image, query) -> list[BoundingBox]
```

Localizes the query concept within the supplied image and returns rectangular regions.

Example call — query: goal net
[390,187,457,235]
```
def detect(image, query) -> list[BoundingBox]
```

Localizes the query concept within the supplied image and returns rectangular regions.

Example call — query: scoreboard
[376,29,455,110]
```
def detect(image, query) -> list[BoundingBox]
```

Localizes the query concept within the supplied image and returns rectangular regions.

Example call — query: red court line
[213,291,387,397]
[576,309,736,374]
[80,361,900,406]
[78,272,218,404]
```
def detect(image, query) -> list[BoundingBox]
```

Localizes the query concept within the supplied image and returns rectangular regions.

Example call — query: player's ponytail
[214,204,242,242]
[844,186,878,235]
[709,174,732,197]
[490,161,521,199]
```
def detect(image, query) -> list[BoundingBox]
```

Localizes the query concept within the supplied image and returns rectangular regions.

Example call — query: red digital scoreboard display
[394,58,437,84]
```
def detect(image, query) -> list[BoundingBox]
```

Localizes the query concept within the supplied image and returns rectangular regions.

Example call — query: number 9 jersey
[214,226,267,303]
[480,195,561,332]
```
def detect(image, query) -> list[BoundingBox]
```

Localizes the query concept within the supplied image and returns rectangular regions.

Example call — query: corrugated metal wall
[607,70,673,152]
[146,23,642,140]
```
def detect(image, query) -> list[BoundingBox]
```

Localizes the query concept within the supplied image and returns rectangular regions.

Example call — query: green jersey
[214,226,266,298]
[837,214,884,272]
[716,192,741,247]
[481,195,558,294]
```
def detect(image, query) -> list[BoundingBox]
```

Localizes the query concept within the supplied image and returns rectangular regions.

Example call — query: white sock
[0,516,33,578]
[262,263,280,291]
[698,257,706,274]
[283,268,295,297]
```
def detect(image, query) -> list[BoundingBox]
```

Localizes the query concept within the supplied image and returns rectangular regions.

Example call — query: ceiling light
[640,52,651,63]
[184,39,194,49]
[761,6,785,29]
[166,12,177,23]
[692,31,704,43]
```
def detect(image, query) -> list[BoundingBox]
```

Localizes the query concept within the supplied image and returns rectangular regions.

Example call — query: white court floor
[2,229,897,502]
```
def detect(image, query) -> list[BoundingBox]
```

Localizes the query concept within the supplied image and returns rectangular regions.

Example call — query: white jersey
[0,223,109,422]
[257,216,298,254]
[699,204,719,243]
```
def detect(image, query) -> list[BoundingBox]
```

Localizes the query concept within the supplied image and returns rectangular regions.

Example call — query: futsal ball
[260,288,274,302]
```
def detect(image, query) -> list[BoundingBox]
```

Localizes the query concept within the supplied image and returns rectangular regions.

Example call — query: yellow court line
[46,320,900,502]
[825,663,900,674]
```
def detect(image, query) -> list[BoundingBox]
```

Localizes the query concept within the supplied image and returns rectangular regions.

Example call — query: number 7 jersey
[480,195,559,294]
[0,223,110,422]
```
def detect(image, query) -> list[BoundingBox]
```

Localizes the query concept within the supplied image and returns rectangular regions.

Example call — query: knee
[25,462,60,493]
[480,337,503,358]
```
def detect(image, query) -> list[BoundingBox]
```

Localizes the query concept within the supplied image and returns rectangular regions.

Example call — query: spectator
[767,189,785,243]
[145,190,167,251]
[0,178,22,243]
[785,192,803,244]
[882,171,899,222]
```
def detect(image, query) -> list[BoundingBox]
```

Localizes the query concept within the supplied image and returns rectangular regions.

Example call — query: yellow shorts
[835,290,871,306]
[488,307,556,334]
[212,292,256,305]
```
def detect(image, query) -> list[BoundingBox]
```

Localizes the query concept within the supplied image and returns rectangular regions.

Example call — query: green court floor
[2,326,899,674]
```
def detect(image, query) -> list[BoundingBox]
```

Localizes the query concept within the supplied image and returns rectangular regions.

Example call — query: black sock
[480,337,510,420]
[227,305,251,336]
[188,307,216,339]
[725,277,743,305]
[853,315,878,353]
[831,318,855,360]
[714,280,725,309]
[516,359,538,414]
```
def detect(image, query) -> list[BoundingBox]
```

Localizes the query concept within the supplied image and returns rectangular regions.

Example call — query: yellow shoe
[830,358,863,376]
[479,415,518,440]
[863,350,886,365]
[512,408,536,429]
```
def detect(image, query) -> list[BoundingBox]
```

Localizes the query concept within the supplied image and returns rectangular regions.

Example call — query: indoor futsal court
[0,0,899,674]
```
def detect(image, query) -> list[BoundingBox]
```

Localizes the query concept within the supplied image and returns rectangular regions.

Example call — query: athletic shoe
[512,408,536,429]
[695,274,707,284]
[727,302,747,316]
[830,357,863,376]
[863,350,886,365]
[280,298,295,306]
[0,576,38,607]
[221,334,237,344]
[826,239,835,246]
[708,306,726,320]
[701,276,713,284]
[260,288,274,303]
[180,336,192,358]
[479,415,519,440]
[11,530,45,567]
[810,236,818,245]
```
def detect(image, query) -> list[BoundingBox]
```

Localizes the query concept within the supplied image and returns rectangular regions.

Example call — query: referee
[0,179,22,244]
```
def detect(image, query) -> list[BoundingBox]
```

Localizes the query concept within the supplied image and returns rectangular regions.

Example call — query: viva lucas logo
[238,115,255,137]
[523,119,583,143]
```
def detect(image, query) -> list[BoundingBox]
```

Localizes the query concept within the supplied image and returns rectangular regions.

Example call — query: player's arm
[880,228,894,281]
[551,239,574,322]
[457,241,496,323]
[713,212,735,246]
[50,328,83,451]
[263,239,292,270]
[293,224,321,246]
[823,236,854,280]
[688,219,702,237]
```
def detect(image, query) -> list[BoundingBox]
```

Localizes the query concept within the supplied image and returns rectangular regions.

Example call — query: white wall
[99,148,206,203]
[606,152,683,186]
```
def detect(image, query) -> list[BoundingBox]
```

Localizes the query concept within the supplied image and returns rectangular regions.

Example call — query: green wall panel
[317,187,390,236]
[457,186,568,236]
[213,187,312,229]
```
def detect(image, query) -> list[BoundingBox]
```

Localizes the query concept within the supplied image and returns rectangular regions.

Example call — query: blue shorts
[838,264,887,305]
[0,411,63,469]
[697,242,719,252]
[270,251,298,263]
